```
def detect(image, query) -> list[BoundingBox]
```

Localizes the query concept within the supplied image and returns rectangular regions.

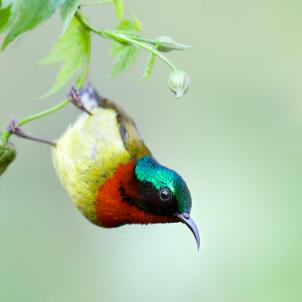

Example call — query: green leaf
[111,44,139,77]
[110,18,141,77]
[60,0,80,35]
[113,0,123,20]
[116,19,135,32]
[0,0,11,33]
[132,13,141,31]
[41,16,91,97]
[2,0,68,50]
[115,17,142,34]
[142,52,156,79]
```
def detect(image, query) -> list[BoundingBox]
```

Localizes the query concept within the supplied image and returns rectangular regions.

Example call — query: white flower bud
[168,70,190,98]
[156,36,190,52]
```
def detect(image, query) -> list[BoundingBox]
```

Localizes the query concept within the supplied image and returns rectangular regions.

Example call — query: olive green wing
[80,83,152,160]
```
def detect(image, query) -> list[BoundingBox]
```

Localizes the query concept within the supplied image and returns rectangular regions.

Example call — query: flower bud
[156,36,190,52]
[0,136,16,176]
[168,70,190,98]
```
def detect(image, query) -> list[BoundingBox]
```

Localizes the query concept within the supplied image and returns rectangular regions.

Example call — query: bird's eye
[159,188,172,201]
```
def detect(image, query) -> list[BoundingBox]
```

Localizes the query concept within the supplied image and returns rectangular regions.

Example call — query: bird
[52,84,200,249]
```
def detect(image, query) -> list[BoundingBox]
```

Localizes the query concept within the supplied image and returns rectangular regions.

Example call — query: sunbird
[9,84,200,248]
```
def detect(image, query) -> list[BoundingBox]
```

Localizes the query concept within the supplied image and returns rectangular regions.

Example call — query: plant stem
[2,130,11,143]
[1,99,70,143]
[81,0,112,6]
[1,70,89,143]
[18,99,70,127]
[127,35,156,45]
[75,12,178,71]
[108,32,178,71]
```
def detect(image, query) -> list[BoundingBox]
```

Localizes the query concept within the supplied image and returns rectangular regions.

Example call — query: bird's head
[130,156,200,249]
[96,156,200,249]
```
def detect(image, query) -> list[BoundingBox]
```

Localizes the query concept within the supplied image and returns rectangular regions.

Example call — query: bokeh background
[1,0,302,301]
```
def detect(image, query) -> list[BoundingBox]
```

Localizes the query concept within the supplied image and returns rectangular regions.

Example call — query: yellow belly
[52,107,131,223]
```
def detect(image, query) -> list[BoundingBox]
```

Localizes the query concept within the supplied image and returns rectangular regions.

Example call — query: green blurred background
[1,0,302,301]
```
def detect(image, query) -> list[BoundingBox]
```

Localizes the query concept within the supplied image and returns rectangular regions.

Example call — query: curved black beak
[175,213,200,250]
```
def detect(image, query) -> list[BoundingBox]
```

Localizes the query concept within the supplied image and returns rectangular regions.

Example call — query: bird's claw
[7,117,26,138]
[7,117,56,147]
[68,87,92,116]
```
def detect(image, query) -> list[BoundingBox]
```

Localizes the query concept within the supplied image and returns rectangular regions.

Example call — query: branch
[75,11,178,71]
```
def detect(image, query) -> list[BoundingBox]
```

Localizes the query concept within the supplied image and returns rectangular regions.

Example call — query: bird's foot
[68,87,92,115]
[7,117,56,147]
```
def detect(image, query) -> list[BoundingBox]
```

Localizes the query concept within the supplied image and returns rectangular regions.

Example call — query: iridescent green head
[134,156,200,249]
